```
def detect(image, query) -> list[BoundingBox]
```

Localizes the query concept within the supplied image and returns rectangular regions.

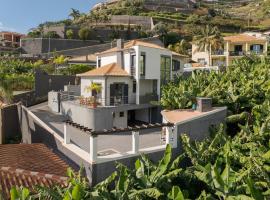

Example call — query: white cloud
[0,21,16,32]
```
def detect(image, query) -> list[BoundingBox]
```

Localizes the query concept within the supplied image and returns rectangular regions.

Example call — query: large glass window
[140,52,146,76]
[160,56,171,85]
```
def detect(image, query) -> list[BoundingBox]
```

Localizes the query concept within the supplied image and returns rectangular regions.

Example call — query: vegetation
[0,58,93,94]
[7,56,270,199]
[78,27,92,41]
[66,29,75,39]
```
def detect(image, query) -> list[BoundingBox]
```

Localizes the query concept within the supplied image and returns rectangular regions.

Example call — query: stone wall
[42,37,163,57]
[21,38,100,55]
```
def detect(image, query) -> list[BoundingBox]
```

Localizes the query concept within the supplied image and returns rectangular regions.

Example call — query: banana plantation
[8,56,270,199]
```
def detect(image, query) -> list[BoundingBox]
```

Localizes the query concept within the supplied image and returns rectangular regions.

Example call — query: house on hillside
[0,31,24,48]
[57,39,189,130]
[192,33,268,67]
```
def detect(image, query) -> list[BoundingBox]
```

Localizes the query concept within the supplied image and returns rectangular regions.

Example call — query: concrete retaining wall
[0,104,21,144]
[35,70,76,97]
[21,38,100,55]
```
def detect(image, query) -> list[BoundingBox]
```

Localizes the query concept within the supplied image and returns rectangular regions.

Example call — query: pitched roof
[77,63,130,77]
[0,167,68,199]
[224,34,266,43]
[0,143,70,199]
[97,40,167,55]
[172,51,189,58]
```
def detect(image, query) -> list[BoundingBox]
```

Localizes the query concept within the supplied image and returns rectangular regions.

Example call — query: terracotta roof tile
[0,144,69,177]
[77,63,130,77]
[224,34,266,43]
[0,167,68,199]
[98,40,167,55]
[0,143,70,198]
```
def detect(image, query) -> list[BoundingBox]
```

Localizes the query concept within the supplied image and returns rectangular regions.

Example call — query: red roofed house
[192,33,268,67]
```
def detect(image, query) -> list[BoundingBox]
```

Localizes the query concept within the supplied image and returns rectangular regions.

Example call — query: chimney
[196,97,212,112]
[116,39,124,68]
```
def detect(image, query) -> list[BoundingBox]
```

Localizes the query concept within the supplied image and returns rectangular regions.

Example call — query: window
[133,80,136,93]
[120,112,124,117]
[234,45,243,52]
[160,56,171,85]
[98,58,101,67]
[131,54,136,67]
[172,60,180,71]
[140,52,146,76]
[198,58,206,65]
[250,44,263,54]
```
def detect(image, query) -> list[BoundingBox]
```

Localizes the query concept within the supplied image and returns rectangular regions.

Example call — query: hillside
[29,0,269,46]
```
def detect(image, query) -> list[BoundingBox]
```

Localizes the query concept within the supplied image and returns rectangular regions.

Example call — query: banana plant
[10,187,30,200]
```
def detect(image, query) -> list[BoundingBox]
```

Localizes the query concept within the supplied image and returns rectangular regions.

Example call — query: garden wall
[21,38,100,55]
[0,104,20,144]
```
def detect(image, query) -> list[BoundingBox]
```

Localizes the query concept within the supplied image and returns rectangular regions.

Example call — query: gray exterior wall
[92,107,227,184]
[35,70,76,97]
[0,104,21,144]
[21,38,100,55]
[19,104,226,185]
[60,100,159,131]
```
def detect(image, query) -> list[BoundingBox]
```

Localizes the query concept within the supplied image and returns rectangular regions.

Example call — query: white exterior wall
[124,52,131,74]
[192,44,210,65]
[98,53,117,66]
[80,77,106,100]
[134,46,172,103]
[139,80,153,96]
[113,111,128,128]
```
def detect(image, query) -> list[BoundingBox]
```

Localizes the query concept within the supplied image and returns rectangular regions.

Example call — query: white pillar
[226,41,230,67]
[165,126,177,148]
[132,131,139,154]
[90,135,97,163]
[64,124,70,144]
[245,43,249,53]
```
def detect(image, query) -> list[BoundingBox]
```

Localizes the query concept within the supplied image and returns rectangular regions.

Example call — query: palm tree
[193,25,223,66]
[69,8,81,20]
[168,39,190,55]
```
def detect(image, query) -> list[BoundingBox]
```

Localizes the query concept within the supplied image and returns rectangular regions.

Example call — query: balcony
[130,66,136,76]
[229,50,264,56]
[229,51,246,56]
[139,93,159,104]
[211,50,225,56]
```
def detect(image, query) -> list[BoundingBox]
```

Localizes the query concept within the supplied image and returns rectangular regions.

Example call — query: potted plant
[85,83,102,108]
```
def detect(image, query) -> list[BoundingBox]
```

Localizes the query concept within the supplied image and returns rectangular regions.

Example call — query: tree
[153,22,168,44]
[78,28,92,41]
[43,31,60,39]
[168,39,190,55]
[193,25,223,65]
[66,29,74,39]
[69,8,81,20]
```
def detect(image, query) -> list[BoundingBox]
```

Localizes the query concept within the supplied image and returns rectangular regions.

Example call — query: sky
[0,0,102,34]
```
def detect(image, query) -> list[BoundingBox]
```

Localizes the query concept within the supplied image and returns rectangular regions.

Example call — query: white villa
[71,39,189,129]
[192,33,268,67]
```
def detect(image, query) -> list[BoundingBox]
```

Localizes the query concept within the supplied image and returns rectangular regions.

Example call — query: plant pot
[92,102,97,108]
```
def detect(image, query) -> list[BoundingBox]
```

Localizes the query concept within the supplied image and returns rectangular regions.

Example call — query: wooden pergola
[64,120,174,136]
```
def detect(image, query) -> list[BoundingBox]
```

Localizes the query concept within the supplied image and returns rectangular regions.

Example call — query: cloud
[0,21,16,32]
